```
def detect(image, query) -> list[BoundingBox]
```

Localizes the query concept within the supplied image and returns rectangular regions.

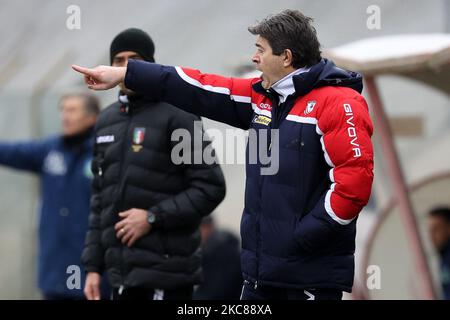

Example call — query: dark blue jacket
[0,133,94,298]
[440,242,450,299]
[124,59,374,292]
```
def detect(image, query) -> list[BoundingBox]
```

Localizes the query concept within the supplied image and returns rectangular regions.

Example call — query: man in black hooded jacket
[82,28,226,300]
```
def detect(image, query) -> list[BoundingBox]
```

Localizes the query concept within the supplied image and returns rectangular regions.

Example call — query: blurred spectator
[194,215,242,300]
[0,92,109,299]
[428,206,450,300]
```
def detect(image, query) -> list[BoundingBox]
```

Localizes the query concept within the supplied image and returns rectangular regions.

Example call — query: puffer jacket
[81,94,226,290]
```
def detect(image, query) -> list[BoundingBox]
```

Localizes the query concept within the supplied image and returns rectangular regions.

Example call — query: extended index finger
[72,64,95,76]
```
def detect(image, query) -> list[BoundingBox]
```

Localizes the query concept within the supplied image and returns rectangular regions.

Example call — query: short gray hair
[59,92,100,116]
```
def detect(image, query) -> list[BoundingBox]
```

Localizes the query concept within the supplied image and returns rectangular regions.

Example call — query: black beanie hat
[110,28,155,65]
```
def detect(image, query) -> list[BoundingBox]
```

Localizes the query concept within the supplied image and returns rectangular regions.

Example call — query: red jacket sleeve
[125,59,257,129]
[318,95,374,223]
[295,94,374,252]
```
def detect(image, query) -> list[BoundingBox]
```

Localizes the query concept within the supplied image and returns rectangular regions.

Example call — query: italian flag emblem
[133,127,146,145]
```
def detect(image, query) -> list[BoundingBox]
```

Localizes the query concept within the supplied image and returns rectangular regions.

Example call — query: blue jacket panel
[440,243,450,300]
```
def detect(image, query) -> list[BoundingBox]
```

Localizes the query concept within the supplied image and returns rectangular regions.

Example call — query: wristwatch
[147,210,156,224]
[147,210,163,228]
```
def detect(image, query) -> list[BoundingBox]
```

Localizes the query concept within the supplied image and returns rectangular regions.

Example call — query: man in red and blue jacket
[73,9,374,300]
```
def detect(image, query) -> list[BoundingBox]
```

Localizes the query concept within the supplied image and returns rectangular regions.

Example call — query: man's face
[60,96,96,137]
[428,215,450,251]
[251,36,286,88]
[112,51,144,95]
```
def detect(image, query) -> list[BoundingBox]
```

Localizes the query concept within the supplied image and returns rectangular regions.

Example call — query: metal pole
[364,76,436,299]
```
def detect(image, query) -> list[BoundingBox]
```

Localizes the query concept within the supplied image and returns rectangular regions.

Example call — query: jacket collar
[252,58,364,99]
[271,67,310,104]
[62,127,94,152]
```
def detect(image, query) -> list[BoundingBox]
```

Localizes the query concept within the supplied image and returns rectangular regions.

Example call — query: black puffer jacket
[81,94,226,290]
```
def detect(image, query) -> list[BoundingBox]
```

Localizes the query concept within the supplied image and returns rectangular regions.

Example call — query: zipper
[160,232,170,258]
[97,157,104,188]
[256,91,295,288]
[255,91,279,288]
[116,104,132,290]
[266,90,279,153]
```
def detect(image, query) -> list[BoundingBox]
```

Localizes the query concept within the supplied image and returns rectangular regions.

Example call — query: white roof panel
[324,34,450,94]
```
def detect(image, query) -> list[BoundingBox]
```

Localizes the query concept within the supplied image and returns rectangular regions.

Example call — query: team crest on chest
[132,127,146,152]
[304,100,316,115]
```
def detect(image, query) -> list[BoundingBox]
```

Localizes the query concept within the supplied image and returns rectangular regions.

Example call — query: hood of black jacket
[292,58,363,97]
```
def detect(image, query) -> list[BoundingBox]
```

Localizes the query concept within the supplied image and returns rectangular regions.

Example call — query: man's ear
[283,49,293,68]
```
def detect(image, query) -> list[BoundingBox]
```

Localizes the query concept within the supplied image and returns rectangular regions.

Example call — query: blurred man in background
[82,28,226,300]
[0,92,105,299]
[428,207,450,299]
[194,215,242,300]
